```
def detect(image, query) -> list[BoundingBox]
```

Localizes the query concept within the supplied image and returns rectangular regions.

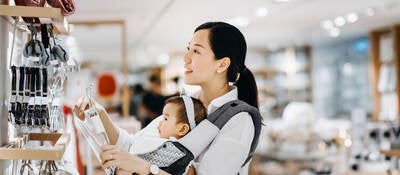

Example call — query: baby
[128,95,207,175]
[158,96,207,139]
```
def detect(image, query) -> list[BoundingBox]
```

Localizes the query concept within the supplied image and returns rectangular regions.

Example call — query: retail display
[8,23,74,132]
[8,66,49,128]
[0,1,78,173]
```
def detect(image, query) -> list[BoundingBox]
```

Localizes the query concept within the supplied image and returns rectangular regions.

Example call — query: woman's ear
[216,57,231,73]
[177,123,190,137]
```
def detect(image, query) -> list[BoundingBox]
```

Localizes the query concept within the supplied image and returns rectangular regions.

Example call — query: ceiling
[66,0,400,69]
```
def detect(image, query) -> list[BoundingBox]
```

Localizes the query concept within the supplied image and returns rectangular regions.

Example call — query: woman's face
[183,29,220,85]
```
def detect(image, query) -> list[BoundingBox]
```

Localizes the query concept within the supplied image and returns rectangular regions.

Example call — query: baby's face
[158,103,186,139]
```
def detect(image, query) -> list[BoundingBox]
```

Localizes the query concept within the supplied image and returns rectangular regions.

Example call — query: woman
[74,21,260,175]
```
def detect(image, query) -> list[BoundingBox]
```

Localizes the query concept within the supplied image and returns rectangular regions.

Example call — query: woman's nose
[183,51,191,64]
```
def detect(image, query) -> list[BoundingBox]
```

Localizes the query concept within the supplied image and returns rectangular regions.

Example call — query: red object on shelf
[46,0,75,16]
[97,73,117,98]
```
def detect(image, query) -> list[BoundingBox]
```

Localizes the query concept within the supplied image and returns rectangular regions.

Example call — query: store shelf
[0,133,70,160]
[380,149,400,157]
[0,5,69,34]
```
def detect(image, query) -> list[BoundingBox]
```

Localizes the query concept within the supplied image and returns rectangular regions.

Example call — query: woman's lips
[184,68,193,75]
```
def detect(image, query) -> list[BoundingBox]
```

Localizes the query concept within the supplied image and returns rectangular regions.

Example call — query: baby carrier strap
[137,141,194,175]
[206,100,262,167]
[160,142,194,175]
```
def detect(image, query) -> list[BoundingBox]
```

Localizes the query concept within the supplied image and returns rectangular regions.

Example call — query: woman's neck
[199,82,230,108]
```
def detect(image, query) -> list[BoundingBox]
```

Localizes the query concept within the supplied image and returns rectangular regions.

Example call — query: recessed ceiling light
[256,7,269,17]
[329,28,340,37]
[366,8,375,16]
[346,13,359,23]
[158,53,170,65]
[321,20,334,30]
[334,16,346,26]
[227,16,250,28]
[274,0,290,2]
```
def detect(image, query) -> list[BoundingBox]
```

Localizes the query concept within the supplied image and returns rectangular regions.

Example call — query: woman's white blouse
[116,86,255,175]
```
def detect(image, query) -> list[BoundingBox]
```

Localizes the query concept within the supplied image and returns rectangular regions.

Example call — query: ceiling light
[329,28,340,37]
[346,13,359,23]
[366,8,375,16]
[321,20,334,30]
[334,16,346,26]
[256,7,269,17]
[158,53,170,65]
[227,16,250,28]
[274,0,290,2]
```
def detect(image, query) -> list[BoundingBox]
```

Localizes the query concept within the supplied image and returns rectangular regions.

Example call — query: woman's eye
[194,49,200,54]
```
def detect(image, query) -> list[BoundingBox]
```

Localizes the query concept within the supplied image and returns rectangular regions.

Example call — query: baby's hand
[73,96,89,120]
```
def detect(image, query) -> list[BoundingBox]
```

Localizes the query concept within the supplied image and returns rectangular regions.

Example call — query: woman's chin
[183,78,196,85]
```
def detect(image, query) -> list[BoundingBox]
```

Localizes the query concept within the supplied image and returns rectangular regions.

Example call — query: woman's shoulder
[216,112,255,143]
[220,112,254,131]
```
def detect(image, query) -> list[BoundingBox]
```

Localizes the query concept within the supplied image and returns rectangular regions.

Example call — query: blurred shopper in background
[128,84,145,116]
[138,75,166,127]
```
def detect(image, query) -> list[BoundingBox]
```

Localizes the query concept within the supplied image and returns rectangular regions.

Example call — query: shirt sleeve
[196,112,255,175]
[115,115,163,150]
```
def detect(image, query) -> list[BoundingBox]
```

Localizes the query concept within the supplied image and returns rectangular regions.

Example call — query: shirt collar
[192,86,238,114]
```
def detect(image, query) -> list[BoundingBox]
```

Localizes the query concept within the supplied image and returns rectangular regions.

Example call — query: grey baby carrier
[136,100,262,175]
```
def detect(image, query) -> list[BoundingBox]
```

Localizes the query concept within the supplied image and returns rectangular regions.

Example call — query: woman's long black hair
[195,22,259,109]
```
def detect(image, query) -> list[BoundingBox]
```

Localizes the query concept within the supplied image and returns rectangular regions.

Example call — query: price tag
[84,109,106,133]
[16,96,23,103]
[34,97,41,105]
[28,56,40,62]
[50,60,59,65]
[42,97,48,105]
[23,97,30,103]
[29,97,35,105]
[10,95,17,103]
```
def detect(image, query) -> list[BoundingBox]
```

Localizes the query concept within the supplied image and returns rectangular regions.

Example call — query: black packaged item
[9,66,17,124]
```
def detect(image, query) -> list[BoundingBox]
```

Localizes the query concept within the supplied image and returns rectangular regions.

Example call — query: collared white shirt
[116,86,255,175]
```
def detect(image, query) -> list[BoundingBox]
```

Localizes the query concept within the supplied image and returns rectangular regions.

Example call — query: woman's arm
[97,103,119,145]
[101,145,172,175]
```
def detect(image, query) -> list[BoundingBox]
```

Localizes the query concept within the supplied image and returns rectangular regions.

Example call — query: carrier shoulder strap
[206,100,262,167]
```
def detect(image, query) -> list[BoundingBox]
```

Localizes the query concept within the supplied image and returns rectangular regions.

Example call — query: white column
[0,7,11,174]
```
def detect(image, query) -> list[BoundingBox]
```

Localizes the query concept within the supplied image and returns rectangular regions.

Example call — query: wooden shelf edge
[0,133,70,160]
[0,5,69,34]
[380,149,400,157]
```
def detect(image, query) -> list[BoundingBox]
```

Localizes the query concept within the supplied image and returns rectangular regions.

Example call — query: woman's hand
[101,145,150,174]
[186,166,196,175]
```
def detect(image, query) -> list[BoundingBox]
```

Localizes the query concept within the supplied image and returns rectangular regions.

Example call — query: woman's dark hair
[165,96,207,130]
[195,22,259,108]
